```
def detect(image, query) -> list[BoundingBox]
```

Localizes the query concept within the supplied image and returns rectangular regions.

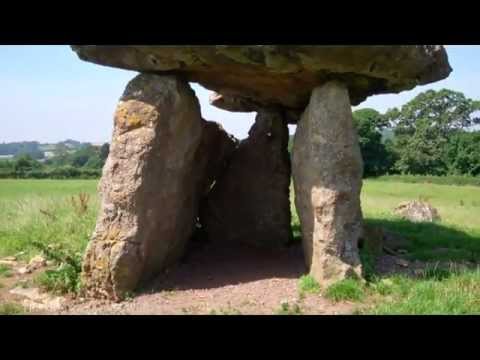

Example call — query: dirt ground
[58,242,356,315]
[4,240,462,315]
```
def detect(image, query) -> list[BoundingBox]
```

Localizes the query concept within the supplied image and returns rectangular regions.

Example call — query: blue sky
[0,45,478,143]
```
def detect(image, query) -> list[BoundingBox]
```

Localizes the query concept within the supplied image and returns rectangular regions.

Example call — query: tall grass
[0,180,98,259]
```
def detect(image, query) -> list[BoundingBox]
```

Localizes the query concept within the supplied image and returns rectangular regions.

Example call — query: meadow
[1,178,480,314]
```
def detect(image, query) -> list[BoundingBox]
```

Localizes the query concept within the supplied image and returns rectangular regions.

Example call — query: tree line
[0,143,109,179]
[2,88,479,180]
[353,88,480,178]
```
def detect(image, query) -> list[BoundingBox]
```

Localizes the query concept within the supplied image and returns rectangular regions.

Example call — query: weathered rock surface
[394,200,441,222]
[71,46,451,111]
[200,109,292,247]
[81,74,205,300]
[292,81,363,286]
[194,120,238,198]
[209,92,302,124]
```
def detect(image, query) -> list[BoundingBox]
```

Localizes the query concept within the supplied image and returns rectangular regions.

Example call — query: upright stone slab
[201,109,292,247]
[81,74,204,300]
[292,81,363,286]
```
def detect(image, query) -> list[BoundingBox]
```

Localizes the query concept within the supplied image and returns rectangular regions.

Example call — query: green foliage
[325,279,365,302]
[33,242,83,295]
[385,89,480,176]
[298,275,321,295]
[352,109,395,177]
[36,263,82,295]
[0,141,108,179]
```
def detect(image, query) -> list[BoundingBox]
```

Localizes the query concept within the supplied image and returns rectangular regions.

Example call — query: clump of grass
[209,307,242,315]
[325,279,365,303]
[276,302,302,315]
[0,302,26,315]
[0,265,13,278]
[298,275,321,295]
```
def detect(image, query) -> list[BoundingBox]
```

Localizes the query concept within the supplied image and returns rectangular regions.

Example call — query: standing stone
[81,74,204,301]
[292,81,363,286]
[201,109,292,247]
[194,120,238,198]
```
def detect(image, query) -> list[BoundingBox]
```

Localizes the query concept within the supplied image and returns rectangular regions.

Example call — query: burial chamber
[71,46,451,301]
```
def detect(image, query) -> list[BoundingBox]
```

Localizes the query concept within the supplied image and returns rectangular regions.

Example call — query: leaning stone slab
[81,74,204,301]
[201,109,292,247]
[292,81,364,286]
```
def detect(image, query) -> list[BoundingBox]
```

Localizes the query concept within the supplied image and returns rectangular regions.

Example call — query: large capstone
[200,109,292,247]
[81,74,206,300]
[71,46,451,112]
[292,81,364,286]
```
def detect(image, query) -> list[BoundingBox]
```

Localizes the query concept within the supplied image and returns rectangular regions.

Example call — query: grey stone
[292,81,363,286]
[201,109,292,247]
[71,46,451,110]
[81,74,205,301]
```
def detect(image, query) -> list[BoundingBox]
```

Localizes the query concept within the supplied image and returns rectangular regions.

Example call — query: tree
[384,89,480,175]
[352,108,394,176]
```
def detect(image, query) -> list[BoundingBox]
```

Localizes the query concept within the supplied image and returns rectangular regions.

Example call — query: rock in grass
[394,200,441,222]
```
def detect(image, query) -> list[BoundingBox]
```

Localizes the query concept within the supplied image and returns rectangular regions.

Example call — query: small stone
[397,249,408,255]
[394,200,441,223]
[27,255,47,272]
[17,266,31,275]
[2,256,17,261]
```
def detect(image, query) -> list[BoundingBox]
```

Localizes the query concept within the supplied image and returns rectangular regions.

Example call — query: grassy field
[1,178,480,314]
[0,180,98,260]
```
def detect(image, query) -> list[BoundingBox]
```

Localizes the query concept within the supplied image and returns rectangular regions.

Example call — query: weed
[70,192,90,216]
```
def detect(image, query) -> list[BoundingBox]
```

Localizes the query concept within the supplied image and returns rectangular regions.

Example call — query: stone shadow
[363,217,480,279]
[141,240,307,293]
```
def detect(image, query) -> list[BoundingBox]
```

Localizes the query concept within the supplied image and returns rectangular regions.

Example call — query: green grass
[365,270,480,315]
[1,177,480,314]
[0,265,13,278]
[325,279,365,302]
[0,302,26,315]
[0,179,98,259]
[298,275,321,295]
[373,175,480,187]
